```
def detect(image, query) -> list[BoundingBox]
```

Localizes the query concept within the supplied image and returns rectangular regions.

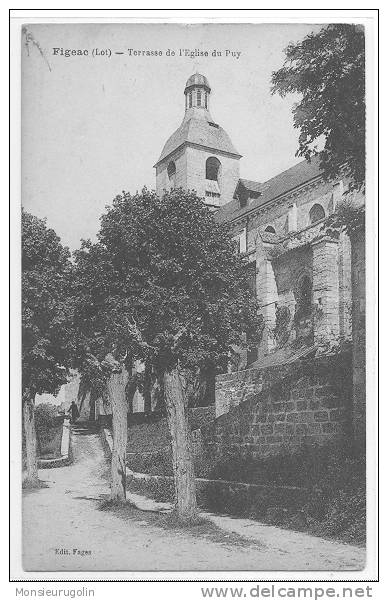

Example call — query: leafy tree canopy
[73,188,260,376]
[22,209,74,397]
[322,200,365,239]
[271,24,365,191]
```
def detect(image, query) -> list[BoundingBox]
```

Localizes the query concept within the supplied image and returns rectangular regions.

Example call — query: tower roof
[184,73,211,93]
[155,74,241,167]
[155,118,241,166]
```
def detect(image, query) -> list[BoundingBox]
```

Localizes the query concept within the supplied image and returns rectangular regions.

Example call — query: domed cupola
[184,73,211,91]
[184,72,211,111]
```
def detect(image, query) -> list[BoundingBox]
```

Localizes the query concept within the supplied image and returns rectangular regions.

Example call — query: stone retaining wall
[125,405,216,455]
[208,354,352,459]
[100,427,307,512]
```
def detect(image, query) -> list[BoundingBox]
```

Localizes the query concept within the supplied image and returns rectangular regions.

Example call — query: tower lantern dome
[184,73,211,93]
[184,73,211,111]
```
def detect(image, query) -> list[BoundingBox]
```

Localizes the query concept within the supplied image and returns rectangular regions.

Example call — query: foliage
[34,403,64,459]
[323,201,365,239]
[72,188,261,377]
[129,441,365,545]
[129,476,175,504]
[34,403,61,430]
[272,24,365,191]
[208,442,365,544]
[22,209,74,399]
[128,449,173,476]
[77,352,108,406]
[273,305,292,346]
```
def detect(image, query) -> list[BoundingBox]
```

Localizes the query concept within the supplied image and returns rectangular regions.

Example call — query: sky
[22,22,323,251]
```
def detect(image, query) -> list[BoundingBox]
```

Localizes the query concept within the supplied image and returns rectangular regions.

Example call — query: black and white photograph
[10,12,378,583]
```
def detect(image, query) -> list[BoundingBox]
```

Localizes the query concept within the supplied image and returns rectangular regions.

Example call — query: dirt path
[23,427,365,572]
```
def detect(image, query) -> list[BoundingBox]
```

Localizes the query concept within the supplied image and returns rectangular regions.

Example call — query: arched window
[167,161,176,187]
[204,92,208,109]
[265,225,276,234]
[189,92,193,108]
[295,274,313,319]
[206,157,221,182]
[197,89,202,106]
[309,203,325,224]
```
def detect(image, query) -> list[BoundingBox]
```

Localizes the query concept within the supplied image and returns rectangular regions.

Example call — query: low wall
[36,415,65,459]
[125,406,216,455]
[208,353,352,459]
[98,405,215,431]
[37,421,72,468]
[101,427,307,513]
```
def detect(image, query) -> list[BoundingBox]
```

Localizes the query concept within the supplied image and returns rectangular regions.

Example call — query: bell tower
[154,73,242,207]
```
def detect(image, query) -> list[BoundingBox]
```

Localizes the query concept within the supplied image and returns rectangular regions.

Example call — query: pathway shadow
[95,500,265,550]
[73,495,106,502]
[22,479,50,495]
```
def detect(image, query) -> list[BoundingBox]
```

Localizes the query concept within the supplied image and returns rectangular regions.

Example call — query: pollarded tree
[271,24,365,191]
[73,188,260,519]
[72,240,139,503]
[22,209,73,485]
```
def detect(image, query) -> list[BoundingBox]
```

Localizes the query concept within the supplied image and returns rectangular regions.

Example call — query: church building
[155,73,365,372]
[81,72,365,454]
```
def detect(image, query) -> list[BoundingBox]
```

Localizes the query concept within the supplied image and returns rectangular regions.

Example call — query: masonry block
[314,411,329,422]
[211,354,352,460]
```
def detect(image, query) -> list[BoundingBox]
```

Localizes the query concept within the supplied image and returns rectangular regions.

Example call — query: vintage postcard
[11,12,378,581]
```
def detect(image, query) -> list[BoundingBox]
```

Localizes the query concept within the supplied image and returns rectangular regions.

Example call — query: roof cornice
[226,173,324,225]
[154,141,242,168]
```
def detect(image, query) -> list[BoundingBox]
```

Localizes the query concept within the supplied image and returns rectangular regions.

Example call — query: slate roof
[155,115,241,166]
[216,154,323,223]
[236,179,262,195]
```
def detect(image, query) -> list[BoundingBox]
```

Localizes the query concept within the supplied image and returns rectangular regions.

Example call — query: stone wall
[156,144,240,208]
[126,405,216,454]
[233,177,342,247]
[208,354,352,459]
[228,177,355,364]
[185,145,240,207]
[156,146,187,193]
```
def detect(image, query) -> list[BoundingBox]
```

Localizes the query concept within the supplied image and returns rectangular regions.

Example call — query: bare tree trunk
[163,367,198,523]
[106,368,129,501]
[23,392,38,486]
[143,363,152,414]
